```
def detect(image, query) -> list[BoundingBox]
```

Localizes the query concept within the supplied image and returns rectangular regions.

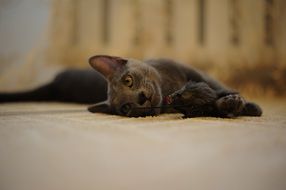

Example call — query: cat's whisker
[132,105,193,110]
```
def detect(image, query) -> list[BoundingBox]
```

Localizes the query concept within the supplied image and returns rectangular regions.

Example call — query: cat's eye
[123,75,133,88]
[120,103,131,115]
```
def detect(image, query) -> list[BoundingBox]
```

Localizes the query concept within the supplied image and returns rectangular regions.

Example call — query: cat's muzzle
[120,103,159,117]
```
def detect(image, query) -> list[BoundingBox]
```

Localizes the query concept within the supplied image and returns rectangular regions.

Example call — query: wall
[0,0,285,94]
[0,0,57,91]
[47,0,286,95]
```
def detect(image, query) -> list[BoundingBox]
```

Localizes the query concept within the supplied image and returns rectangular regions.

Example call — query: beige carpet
[0,100,286,190]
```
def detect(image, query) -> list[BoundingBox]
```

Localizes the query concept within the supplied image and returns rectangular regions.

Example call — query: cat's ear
[88,101,113,114]
[89,55,128,79]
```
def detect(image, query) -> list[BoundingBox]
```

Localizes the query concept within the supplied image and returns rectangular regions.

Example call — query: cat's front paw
[241,102,262,116]
[216,94,246,118]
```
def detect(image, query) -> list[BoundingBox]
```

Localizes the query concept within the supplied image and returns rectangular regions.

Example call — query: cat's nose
[138,91,152,105]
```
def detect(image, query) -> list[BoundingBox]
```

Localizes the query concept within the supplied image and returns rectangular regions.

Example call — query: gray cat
[0,55,262,118]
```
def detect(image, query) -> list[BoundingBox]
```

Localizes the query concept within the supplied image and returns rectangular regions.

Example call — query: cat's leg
[215,94,262,117]
[168,80,262,118]
[167,81,218,117]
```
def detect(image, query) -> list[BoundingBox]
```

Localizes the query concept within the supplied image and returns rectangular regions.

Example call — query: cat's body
[0,69,107,104]
[0,55,262,118]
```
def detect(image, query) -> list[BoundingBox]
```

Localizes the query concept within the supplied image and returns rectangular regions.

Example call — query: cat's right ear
[89,55,128,80]
[88,101,113,114]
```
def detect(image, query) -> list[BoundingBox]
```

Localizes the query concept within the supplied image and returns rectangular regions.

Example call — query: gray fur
[88,55,262,117]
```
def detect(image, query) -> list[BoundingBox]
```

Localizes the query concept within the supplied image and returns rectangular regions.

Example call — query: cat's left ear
[88,101,113,114]
[89,55,127,80]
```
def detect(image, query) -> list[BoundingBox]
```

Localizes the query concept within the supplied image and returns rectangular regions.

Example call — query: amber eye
[123,75,133,88]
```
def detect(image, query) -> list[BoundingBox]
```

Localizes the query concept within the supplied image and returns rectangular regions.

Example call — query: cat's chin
[126,104,161,117]
[135,99,162,116]
[128,107,160,117]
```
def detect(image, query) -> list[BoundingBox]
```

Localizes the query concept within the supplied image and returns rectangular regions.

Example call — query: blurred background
[0,0,285,96]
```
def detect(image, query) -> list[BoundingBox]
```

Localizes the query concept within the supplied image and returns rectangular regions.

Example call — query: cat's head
[88,55,162,117]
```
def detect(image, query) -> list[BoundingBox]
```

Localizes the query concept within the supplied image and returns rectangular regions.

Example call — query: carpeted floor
[0,99,286,190]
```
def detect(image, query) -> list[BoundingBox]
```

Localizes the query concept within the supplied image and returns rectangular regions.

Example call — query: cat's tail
[0,83,57,103]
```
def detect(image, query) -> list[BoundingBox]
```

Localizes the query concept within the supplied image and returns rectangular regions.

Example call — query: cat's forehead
[126,59,154,74]
[126,58,145,68]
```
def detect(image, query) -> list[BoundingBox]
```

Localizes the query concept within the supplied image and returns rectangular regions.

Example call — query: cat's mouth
[119,102,161,117]
[131,107,160,117]
[135,107,159,117]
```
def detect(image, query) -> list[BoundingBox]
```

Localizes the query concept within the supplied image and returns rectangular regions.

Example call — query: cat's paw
[241,102,262,116]
[215,94,246,118]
